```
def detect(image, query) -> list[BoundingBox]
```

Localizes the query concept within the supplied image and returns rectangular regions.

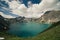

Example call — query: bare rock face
[37,10,60,24]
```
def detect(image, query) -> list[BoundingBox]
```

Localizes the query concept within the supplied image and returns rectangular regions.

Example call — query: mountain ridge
[36,10,60,23]
[0,10,60,24]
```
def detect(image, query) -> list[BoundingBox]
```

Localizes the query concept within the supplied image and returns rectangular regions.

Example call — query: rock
[0,15,9,31]
[37,10,60,24]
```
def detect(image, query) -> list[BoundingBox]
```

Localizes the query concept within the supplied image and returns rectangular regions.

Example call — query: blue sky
[19,0,41,7]
[0,0,41,7]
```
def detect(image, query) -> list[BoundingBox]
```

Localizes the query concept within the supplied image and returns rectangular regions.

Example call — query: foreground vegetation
[0,21,60,40]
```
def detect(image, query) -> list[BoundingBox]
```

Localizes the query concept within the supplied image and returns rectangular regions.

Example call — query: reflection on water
[8,22,51,37]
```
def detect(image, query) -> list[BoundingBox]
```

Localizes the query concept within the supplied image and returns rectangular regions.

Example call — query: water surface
[8,22,51,37]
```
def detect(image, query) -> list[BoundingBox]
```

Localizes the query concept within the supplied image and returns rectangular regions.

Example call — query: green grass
[0,23,60,40]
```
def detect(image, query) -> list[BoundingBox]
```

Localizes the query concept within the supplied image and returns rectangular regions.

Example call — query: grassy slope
[0,23,60,40]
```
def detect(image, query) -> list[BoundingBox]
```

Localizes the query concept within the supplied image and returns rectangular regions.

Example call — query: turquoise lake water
[8,22,51,37]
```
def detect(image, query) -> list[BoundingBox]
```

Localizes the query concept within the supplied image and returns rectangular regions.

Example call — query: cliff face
[37,10,60,23]
[0,15,9,30]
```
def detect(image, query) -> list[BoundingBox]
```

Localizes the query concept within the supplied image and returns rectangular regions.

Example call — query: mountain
[37,10,60,23]
[6,17,39,24]
[0,15,9,31]
[5,10,60,24]
[1,9,60,25]
[6,16,26,23]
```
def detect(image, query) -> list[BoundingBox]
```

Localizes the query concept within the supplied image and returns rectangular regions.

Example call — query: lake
[8,22,51,37]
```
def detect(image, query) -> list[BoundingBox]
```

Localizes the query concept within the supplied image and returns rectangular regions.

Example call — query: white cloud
[0,0,60,18]
[0,12,14,18]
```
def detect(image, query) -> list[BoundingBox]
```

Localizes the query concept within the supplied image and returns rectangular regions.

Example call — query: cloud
[38,0,60,10]
[0,0,60,18]
[0,12,14,18]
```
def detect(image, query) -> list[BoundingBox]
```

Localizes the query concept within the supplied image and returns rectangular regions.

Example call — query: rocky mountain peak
[37,10,60,23]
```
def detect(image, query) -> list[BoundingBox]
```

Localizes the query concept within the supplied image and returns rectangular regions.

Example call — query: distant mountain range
[10,10,60,24]
[0,10,60,24]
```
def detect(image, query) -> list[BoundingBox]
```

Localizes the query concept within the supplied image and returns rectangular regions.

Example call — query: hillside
[0,15,9,31]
